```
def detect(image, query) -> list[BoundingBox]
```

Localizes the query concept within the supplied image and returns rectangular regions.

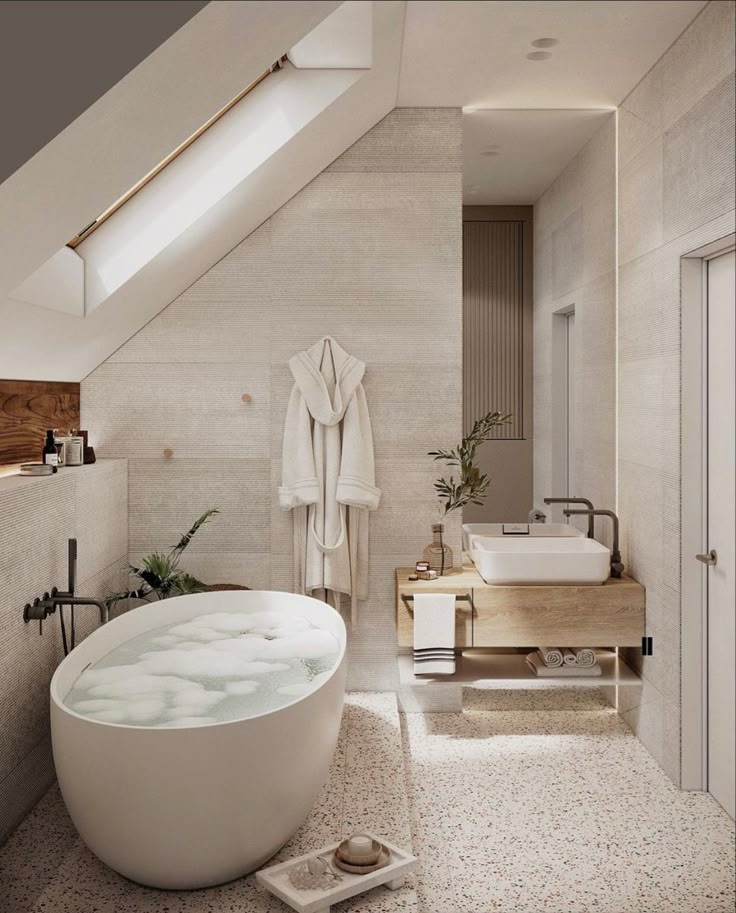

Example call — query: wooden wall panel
[463,220,524,439]
[0,379,80,464]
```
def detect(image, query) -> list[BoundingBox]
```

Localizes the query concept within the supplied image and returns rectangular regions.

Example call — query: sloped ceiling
[0,1,405,382]
[0,0,209,185]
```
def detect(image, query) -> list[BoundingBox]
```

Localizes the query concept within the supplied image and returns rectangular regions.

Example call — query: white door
[707,250,735,819]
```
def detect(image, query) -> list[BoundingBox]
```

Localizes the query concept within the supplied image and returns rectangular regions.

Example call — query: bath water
[63,608,340,727]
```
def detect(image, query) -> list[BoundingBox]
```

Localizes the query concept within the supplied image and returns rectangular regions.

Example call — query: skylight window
[67,58,286,250]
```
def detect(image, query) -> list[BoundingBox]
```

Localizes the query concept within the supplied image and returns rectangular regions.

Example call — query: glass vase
[422,522,453,575]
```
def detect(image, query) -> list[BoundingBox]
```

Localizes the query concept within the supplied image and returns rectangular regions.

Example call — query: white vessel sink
[462,522,584,552]
[467,534,610,586]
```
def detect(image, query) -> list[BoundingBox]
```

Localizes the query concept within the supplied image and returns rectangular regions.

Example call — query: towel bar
[401,593,472,612]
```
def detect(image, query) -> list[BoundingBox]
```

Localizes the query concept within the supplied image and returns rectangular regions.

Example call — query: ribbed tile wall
[82,108,463,692]
[0,460,128,845]
[617,0,735,785]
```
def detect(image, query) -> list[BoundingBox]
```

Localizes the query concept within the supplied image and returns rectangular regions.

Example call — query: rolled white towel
[562,648,578,666]
[574,648,596,668]
[537,647,563,668]
[526,653,602,677]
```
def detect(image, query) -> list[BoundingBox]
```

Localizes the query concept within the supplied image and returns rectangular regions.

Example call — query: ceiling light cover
[526,51,552,61]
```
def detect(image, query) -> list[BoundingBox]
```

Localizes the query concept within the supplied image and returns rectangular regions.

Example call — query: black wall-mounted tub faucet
[23,538,109,652]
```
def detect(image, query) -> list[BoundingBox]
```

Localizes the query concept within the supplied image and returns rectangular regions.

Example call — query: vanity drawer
[471,579,645,647]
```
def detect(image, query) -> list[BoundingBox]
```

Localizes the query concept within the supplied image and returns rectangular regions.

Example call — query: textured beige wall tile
[326,108,462,173]
[551,209,584,297]
[658,0,736,132]
[0,736,55,847]
[618,137,664,266]
[616,6,735,786]
[0,464,127,835]
[663,73,736,242]
[83,363,271,460]
[82,109,463,695]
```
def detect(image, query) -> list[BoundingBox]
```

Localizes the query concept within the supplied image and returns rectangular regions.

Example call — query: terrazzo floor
[2,689,734,913]
[402,688,736,913]
[0,693,417,913]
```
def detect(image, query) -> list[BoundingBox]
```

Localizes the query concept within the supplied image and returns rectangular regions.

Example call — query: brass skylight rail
[67,56,287,249]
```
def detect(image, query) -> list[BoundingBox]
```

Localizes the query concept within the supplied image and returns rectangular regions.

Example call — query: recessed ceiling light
[531,37,558,48]
[526,51,552,61]
[481,150,499,157]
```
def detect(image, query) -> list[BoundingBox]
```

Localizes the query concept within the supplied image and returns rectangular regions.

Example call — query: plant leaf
[172,508,220,554]
[428,411,511,514]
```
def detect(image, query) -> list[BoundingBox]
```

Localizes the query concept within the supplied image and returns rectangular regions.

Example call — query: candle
[348,835,374,857]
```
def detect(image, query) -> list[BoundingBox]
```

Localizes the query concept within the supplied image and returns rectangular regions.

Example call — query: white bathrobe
[279,337,380,624]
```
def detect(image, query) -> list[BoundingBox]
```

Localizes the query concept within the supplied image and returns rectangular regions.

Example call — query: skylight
[67,58,286,250]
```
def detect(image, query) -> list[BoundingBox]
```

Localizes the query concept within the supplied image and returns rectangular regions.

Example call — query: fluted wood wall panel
[463,221,523,439]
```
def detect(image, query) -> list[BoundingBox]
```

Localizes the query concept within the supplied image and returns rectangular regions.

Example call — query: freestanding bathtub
[50,590,347,889]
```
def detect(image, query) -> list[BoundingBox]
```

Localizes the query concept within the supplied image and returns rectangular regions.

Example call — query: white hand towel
[413,593,456,675]
[526,652,602,677]
[537,647,563,668]
[574,648,596,667]
[562,648,578,666]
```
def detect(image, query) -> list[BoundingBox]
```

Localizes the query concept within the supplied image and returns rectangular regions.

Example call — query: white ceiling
[399,0,707,108]
[463,109,613,205]
[398,0,707,203]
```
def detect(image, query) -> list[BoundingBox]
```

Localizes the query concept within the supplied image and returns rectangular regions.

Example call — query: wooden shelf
[395,561,646,649]
[398,650,641,690]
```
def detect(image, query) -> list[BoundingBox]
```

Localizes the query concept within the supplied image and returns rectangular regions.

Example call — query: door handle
[695,549,718,566]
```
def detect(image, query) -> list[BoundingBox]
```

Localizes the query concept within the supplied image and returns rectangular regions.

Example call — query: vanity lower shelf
[395,562,646,649]
[398,651,641,689]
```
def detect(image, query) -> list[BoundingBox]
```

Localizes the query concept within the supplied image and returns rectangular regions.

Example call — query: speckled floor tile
[0,693,417,913]
[402,689,735,913]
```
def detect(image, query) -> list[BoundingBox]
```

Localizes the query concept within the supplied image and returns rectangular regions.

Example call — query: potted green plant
[108,508,220,607]
[426,411,511,574]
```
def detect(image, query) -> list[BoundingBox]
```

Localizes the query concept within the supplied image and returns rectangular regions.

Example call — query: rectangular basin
[468,535,611,586]
[462,522,584,553]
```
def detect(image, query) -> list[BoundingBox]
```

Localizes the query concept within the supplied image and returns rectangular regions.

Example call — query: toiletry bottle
[43,430,59,467]
[79,430,96,464]
[63,429,84,467]
[53,429,65,466]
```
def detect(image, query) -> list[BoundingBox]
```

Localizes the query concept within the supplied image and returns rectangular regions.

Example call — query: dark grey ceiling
[0,0,209,186]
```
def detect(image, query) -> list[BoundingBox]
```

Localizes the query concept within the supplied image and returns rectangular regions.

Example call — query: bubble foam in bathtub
[72,698,124,713]
[172,689,226,708]
[85,674,198,699]
[167,622,231,641]
[64,610,341,727]
[224,680,260,695]
[139,649,292,679]
[258,629,340,661]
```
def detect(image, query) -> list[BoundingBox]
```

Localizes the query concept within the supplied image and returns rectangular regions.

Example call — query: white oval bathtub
[50,590,347,889]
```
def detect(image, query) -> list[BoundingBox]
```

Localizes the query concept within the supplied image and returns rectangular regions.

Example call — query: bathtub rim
[50,589,347,732]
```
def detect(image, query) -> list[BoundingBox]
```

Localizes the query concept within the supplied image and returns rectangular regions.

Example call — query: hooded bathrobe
[279,337,380,624]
